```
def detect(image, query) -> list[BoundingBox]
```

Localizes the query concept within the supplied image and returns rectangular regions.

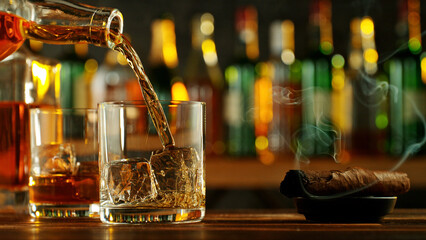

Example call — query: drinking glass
[98,100,205,224]
[29,108,99,218]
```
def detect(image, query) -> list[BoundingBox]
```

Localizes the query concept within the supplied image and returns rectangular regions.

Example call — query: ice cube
[150,147,200,193]
[106,158,157,205]
[36,143,77,175]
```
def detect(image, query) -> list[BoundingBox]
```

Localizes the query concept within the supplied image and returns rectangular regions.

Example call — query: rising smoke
[274,49,426,200]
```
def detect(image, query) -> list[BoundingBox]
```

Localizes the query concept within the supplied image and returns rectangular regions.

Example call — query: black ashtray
[294,196,397,223]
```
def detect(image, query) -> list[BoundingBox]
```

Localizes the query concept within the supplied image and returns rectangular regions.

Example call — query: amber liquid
[0,11,118,60]
[29,173,99,204]
[0,102,29,190]
[0,102,57,192]
[0,12,26,61]
[114,36,175,148]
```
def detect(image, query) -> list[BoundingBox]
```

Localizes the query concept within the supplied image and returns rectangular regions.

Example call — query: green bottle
[388,0,423,156]
[59,44,89,108]
[224,6,259,156]
[300,0,334,157]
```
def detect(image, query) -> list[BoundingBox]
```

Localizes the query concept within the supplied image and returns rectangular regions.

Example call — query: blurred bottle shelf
[205,155,426,189]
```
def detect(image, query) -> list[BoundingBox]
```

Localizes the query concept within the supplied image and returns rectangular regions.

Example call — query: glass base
[29,203,99,218]
[100,207,205,224]
[0,189,28,213]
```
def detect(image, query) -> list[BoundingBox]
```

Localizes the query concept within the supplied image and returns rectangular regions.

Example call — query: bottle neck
[191,13,220,66]
[89,8,124,49]
[149,18,179,69]
[23,0,123,49]
[235,6,259,61]
[360,17,378,75]
[396,0,422,54]
[270,20,295,65]
[191,15,206,50]
[348,18,363,71]
[269,21,283,58]
[308,0,333,56]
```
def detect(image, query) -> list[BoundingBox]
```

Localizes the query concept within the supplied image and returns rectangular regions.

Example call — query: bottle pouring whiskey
[0,0,124,61]
[0,1,174,148]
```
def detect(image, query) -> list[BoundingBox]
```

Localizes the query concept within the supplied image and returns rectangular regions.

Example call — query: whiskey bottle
[184,13,225,156]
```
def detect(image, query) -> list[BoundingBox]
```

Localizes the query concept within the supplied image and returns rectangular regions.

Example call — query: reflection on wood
[0,209,426,239]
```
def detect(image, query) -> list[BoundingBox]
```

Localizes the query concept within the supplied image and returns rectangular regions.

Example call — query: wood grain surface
[0,209,426,239]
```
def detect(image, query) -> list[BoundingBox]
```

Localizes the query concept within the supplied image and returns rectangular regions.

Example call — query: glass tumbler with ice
[29,108,99,218]
[98,100,205,224]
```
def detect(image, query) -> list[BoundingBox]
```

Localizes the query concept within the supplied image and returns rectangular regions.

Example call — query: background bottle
[330,53,351,163]
[388,0,423,156]
[58,44,93,108]
[254,62,273,163]
[184,13,225,156]
[421,53,426,155]
[224,6,259,156]
[344,18,364,158]
[265,20,302,163]
[300,0,334,158]
[352,16,389,155]
[148,15,181,101]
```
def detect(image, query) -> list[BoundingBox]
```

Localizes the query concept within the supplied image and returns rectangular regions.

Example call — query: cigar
[280,167,410,198]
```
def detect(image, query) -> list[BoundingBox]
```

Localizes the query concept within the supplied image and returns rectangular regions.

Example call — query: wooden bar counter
[1,209,426,239]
